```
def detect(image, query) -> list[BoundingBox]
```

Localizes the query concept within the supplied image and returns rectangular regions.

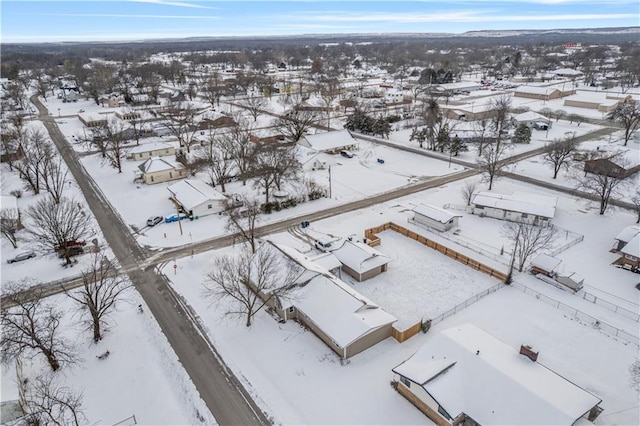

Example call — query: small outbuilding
[298,129,358,154]
[332,240,391,282]
[167,179,227,217]
[530,254,562,276]
[411,204,461,232]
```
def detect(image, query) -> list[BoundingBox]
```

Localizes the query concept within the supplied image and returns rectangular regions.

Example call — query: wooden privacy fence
[365,222,508,282]
[391,321,423,343]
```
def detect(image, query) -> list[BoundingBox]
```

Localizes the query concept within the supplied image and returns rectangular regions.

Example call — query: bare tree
[252,146,279,204]
[240,94,267,122]
[318,78,341,129]
[629,358,640,392]
[14,129,51,195]
[1,283,75,371]
[201,72,223,108]
[544,132,579,179]
[479,141,511,190]
[202,243,299,327]
[202,132,235,192]
[631,188,640,224]
[606,102,640,146]
[473,118,490,157]
[158,100,201,153]
[225,196,261,253]
[22,374,87,426]
[26,197,92,265]
[502,222,557,273]
[64,253,130,343]
[460,180,478,206]
[273,108,318,142]
[41,154,69,203]
[1,207,20,248]
[227,125,256,186]
[574,156,629,215]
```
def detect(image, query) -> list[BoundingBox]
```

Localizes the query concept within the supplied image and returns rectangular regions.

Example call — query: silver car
[7,250,36,264]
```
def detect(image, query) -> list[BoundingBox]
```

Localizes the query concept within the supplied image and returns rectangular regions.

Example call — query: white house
[512,111,552,129]
[127,141,176,160]
[298,129,358,154]
[167,179,227,218]
[256,241,397,360]
[471,191,557,226]
[135,157,186,185]
[331,240,391,282]
[411,204,461,232]
[392,324,602,425]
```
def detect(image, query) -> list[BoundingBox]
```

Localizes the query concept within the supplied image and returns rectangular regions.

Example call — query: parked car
[165,213,188,223]
[147,216,163,227]
[340,150,354,158]
[314,239,333,252]
[7,250,36,264]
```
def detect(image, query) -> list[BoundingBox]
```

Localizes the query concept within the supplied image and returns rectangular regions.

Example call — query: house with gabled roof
[611,225,640,271]
[135,157,185,185]
[392,324,602,425]
[255,241,397,360]
[471,190,557,227]
[298,129,358,154]
[127,141,176,160]
[167,179,227,218]
[411,204,461,232]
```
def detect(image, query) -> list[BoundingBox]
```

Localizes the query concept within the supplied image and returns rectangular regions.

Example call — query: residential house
[99,94,126,108]
[584,157,640,179]
[411,204,461,232]
[135,157,186,185]
[611,225,640,271]
[392,324,602,425]
[114,108,141,121]
[167,179,227,218]
[78,113,107,128]
[127,141,176,160]
[331,240,391,282]
[0,139,24,164]
[513,86,574,101]
[511,111,553,130]
[471,190,557,227]
[256,241,397,360]
[298,129,358,154]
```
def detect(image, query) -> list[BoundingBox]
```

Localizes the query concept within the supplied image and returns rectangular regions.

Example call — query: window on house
[521,213,528,218]
[150,176,154,182]
[208,204,212,209]
[438,405,452,420]
[475,206,484,209]
[288,306,294,313]
[400,376,410,387]
[169,172,173,178]
[625,254,638,261]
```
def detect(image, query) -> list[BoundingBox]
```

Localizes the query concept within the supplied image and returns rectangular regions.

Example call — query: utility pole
[328,165,332,199]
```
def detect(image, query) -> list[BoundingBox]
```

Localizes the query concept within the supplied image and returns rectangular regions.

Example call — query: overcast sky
[2,0,639,43]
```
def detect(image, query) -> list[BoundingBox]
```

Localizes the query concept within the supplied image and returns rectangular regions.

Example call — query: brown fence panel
[392,322,422,343]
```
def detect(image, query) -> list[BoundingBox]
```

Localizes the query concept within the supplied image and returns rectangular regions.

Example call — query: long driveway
[30,96,269,426]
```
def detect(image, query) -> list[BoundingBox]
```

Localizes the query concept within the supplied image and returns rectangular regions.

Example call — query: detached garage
[412,204,461,232]
[332,240,391,282]
[167,179,227,218]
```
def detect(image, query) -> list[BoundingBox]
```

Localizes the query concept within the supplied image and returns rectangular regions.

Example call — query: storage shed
[332,240,391,282]
[411,204,461,232]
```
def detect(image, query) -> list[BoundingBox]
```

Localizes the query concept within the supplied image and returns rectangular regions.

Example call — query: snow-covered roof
[514,86,559,95]
[412,204,461,224]
[309,252,342,272]
[531,254,562,273]
[167,179,226,211]
[620,234,640,258]
[472,191,557,219]
[260,241,396,349]
[300,129,356,152]
[137,157,184,174]
[552,68,583,76]
[332,240,391,274]
[557,271,584,285]
[393,324,601,425]
[513,111,551,123]
[0,195,18,211]
[128,141,174,155]
[78,112,107,123]
[614,225,640,243]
